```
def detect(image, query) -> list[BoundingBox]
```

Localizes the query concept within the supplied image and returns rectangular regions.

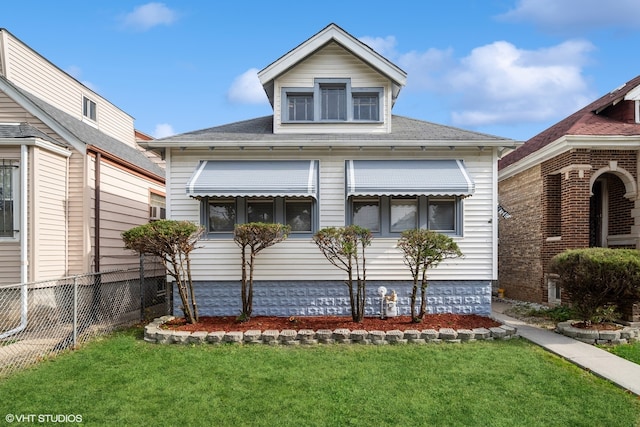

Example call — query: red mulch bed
[162,314,502,333]
[571,321,622,331]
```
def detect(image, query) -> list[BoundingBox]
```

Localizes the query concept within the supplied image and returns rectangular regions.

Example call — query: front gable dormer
[258,24,407,134]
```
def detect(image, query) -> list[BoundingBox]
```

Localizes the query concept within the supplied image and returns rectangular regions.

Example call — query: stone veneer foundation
[175,280,493,318]
[144,316,518,345]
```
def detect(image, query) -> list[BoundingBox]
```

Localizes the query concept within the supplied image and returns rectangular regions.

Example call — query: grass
[1,328,639,427]
[602,341,640,365]
[508,303,576,323]
[511,304,640,366]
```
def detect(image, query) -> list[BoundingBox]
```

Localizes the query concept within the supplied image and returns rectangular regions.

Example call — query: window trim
[281,78,383,123]
[286,90,315,122]
[82,96,97,122]
[202,196,317,238]
[0,160,19,240]
[348,195,463,237]
[351,87,382,122]
[149,191,166,222]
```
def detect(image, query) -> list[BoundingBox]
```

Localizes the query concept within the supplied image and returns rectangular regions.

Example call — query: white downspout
[0,145,28,339]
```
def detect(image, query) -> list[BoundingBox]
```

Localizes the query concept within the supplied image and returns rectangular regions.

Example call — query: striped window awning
[346,159,475,197]
[186,160,319,198]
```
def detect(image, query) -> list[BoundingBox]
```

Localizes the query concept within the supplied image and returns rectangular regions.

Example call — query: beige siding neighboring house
[0,28,165,286]
[150,24,516,318]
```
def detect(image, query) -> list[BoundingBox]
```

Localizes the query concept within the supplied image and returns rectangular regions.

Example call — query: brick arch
[590,163,637,200]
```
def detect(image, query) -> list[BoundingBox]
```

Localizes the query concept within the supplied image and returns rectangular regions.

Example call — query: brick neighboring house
[498,75,640,321]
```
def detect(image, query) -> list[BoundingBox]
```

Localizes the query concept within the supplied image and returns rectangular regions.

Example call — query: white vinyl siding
[273,42,391,134]
[1,31,136,146]
[167,147,496,282]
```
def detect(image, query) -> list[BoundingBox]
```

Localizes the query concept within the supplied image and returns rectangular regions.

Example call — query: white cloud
[359,35,398,58]
[120,2,177,31]
[154,123,175,138]
[226,68,268,104]
[397,48,455,91]
[65,65,98,92]
[444,40,596,127]
[497,0,640,33]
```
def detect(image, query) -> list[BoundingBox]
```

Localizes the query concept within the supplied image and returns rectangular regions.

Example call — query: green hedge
[549,248,640,323]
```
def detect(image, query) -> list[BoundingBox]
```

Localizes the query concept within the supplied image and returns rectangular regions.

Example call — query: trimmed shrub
[548,248,640,323]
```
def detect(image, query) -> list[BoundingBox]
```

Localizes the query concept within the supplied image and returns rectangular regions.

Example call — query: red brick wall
[499,148,638,304]
[498,165,544,302]
[606,174,633,236]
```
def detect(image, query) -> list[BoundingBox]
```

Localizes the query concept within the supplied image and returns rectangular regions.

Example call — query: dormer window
[282,78,382,123]
[82,96,96,122]
[352,91,380,121]
[319,82,347,120]
[288,93,314,121]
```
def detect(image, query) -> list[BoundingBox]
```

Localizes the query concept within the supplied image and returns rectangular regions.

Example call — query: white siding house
[151,24,516,317]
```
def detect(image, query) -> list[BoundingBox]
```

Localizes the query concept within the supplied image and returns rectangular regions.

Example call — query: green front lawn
[603,341,640,365]
[1,328,639,426]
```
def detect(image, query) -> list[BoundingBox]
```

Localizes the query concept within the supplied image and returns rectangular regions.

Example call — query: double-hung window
[149,192,166,221]
[82,96,96,122]
[350,195,462,236]
[0,160,17,239]
[282,78,382,123]
[187,160,319,238]
[345,159,474,237]
[320,83,347,120]
[288,93,314,121]
[352,91,380,121]
[205,196,315,236]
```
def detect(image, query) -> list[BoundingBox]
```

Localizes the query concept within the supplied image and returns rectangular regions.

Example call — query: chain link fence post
[73,276,78,348]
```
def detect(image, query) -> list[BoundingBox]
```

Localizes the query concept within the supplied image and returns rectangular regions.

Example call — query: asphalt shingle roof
[155,115,512,145]
[0,122,66,146]
[499,74,640,169]
[13,85,165,178]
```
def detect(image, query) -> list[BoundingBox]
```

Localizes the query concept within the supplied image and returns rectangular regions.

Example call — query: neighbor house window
[282,79,382,123]
[83,96,96,121]
[349,195,462,236]
[204,196,316,236]
[149,192,166,221]
[0,160,17,238]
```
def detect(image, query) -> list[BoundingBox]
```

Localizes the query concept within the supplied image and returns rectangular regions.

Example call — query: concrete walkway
[492,300,640,396]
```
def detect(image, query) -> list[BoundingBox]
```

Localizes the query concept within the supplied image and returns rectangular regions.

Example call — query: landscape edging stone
[144,316,518,345]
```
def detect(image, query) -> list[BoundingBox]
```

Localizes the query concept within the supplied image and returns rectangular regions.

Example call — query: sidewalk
[492,300,640,396]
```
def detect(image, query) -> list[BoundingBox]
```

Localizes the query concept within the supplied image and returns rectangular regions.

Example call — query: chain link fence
[0,264,167,377]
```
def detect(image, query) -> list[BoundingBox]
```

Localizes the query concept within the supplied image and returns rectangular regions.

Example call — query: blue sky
[3,0,640,141]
